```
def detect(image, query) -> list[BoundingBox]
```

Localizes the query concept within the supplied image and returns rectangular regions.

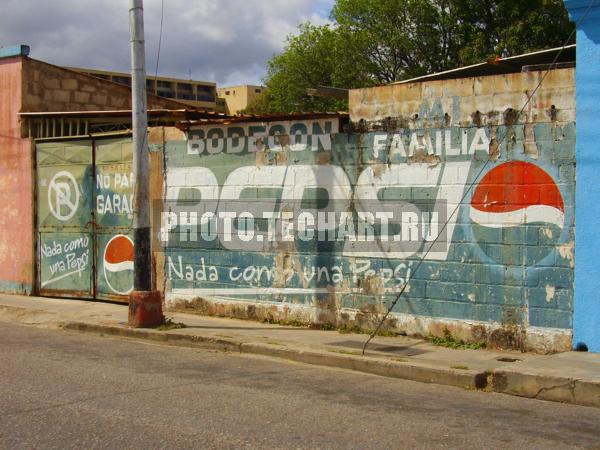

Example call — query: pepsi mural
[39,235,91,292]
[470,161,566,266]
[26,68,582,351]
[161,109,575,349]
[102,235,135,295]
[94,139,136,298]
[36,138,136,299]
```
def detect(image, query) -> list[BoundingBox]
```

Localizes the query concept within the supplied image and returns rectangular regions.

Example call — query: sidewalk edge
[60,321,600,408]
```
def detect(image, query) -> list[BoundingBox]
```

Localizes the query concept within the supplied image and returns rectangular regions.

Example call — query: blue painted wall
[565,0,600,352]
[162,97,576,350]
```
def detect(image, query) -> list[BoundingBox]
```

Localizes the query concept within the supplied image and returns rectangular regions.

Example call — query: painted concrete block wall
[565,0,600,353]
[162,69,575,353]
[0,57,35,294]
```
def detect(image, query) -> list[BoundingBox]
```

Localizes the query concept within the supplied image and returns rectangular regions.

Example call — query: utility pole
[128,0,164,327]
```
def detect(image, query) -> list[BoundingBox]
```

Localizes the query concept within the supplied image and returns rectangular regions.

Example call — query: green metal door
[94,138,134,301]
[36,137,134,302]
[37,140,94,298]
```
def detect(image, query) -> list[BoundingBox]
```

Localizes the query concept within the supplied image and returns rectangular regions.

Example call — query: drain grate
[495,356,522,363]
[326,340,428,356]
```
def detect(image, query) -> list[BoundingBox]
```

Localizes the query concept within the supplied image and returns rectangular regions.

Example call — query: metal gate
[36,137,134,302]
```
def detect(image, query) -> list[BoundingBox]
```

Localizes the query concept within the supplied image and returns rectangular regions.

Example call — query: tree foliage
[249,0,574,114]
[452,0,575,64]
[243,23,368,114]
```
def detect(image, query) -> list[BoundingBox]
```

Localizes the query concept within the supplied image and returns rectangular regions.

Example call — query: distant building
[67,67,218,110]
[217,84,265,115]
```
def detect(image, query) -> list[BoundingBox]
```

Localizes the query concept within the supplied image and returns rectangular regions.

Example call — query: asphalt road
[1,323,599,449]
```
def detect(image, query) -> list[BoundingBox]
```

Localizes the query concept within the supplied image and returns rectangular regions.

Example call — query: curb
[241,341,484,390]
[490,370,600,408]
[2,299,597,408]
[60,321,600,408]
[62,322,482,390]
[62,322,242,352]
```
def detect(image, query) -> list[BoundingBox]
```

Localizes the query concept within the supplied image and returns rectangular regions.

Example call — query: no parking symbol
[48,171,80,221]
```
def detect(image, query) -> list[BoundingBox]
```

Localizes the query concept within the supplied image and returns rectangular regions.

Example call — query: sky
[0,0,334,87]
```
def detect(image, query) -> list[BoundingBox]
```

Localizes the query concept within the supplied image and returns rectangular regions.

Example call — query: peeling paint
[542,227,554,239]
[160,69,576,353]
[545,285,556,302]
[557,241,575,268]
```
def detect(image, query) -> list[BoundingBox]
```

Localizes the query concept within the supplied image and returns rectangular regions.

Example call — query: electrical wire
[154,0,165,91]
[154,0,167,295]
[361,2,595,355]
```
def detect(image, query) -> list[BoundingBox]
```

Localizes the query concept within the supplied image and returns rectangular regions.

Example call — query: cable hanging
[361,2,594,355]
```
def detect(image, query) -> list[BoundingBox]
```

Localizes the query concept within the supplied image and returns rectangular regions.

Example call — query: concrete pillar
[564,0,600,352]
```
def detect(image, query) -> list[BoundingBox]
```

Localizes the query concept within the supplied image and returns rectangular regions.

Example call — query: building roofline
[0,44,30,59]
[66,66,217,86]
[391,44,576,85]
[21,57,192,110]
[19,108,228,120]
[217,84,266,90]
[178,111,348,129]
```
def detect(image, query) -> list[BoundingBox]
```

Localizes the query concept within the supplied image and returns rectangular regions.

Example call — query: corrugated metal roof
[19,110,347,122]
[180,111,348,127]
[19,109,227,119]
[20,110,348,136]
[393,44,576,85]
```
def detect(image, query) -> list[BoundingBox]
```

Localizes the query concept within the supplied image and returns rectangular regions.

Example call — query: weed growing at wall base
[427,328,486,350]
[156,317,187,331]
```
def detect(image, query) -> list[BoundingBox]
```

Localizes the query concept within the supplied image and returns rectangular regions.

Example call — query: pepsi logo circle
[103,235,134,295]
[470,161,564,266]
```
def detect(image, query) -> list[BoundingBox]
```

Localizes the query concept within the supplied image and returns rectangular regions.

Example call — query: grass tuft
[427,327,486,350]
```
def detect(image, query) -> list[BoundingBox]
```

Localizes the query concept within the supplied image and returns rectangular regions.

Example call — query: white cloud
[0,0,333,86]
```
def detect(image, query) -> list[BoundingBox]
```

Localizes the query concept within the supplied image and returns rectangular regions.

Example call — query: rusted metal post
[128,0,163,327]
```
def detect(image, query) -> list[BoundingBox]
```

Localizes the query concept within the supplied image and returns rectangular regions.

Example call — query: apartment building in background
[217,84,265,115]
[67,67,218,110]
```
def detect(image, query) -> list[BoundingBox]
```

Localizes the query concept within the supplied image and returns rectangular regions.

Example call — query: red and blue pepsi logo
[470,161,565,266]
[103,234,134,295]
[470,161,564,229]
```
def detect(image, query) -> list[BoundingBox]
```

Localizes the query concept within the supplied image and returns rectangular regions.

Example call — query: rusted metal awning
[307,86,349,100]
[19,108,229,120]
[176,111,348,130]
[20,109,349,139]
[19,109,232,139]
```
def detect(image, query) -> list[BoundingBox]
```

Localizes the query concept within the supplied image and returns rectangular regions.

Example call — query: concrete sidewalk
[1,293,599,408]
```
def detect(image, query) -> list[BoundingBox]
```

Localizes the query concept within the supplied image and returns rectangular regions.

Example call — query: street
[1,323,599,449]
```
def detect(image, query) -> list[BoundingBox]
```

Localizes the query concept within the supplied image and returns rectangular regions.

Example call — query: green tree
[246,23,368,114]
[332,0,464,82]
[252,0,573,113]
[240,90,276,115]
[454,0,575,64]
